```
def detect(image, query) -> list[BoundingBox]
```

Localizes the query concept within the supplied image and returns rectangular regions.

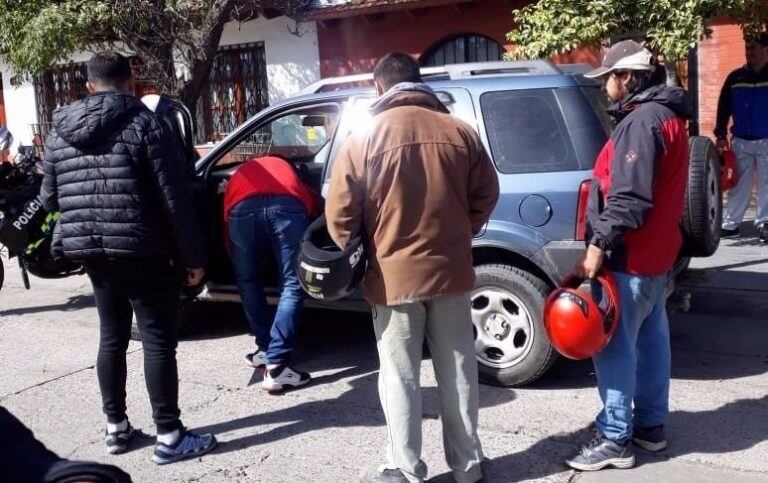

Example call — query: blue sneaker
[633,425,667,452]
[105,423,135,455]
[152,429,217,465]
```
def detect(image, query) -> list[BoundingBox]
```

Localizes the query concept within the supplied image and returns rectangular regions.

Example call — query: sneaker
[105,423,135,455]
[633,425,667,452]
[245,350,268,368]
[759,224,768,244]
[721,228,741,239]
[360,467,409,483]
[565,430,635,471]
[152,429,217,465]
[262,365,311,393]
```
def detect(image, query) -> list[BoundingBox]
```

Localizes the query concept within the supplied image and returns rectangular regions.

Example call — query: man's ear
[374,81,385,96]
[86,81,97,94]
[619,72,633,88]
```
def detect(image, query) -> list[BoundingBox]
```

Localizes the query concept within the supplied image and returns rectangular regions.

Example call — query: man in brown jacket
[326,53,499,483]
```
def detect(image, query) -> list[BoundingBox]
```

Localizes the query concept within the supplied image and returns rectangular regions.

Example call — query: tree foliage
[507,0,768,61]
[0,1,313,114]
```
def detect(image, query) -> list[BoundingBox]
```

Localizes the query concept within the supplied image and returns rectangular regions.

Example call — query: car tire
[471,264,557,387]
[0,258,4,294]
[681,136,722,257]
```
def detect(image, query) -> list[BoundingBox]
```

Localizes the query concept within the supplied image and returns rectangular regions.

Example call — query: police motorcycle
[0,128,82,293]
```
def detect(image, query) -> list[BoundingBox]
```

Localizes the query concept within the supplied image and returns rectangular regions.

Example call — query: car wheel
[471,264,557,387]
[681,136,722,257]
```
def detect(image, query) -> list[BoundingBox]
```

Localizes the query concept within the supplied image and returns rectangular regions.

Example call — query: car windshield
[213,105,341,170]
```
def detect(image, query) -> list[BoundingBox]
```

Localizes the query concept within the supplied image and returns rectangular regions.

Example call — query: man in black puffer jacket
[41,52,217,465]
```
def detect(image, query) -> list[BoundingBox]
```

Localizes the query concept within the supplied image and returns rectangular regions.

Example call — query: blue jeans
[228,195,308,365]
[591,271,671,444]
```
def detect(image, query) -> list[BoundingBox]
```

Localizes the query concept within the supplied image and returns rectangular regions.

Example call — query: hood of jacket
[53,92,147,149]
[609,84,693,121]
[370,82,450,116]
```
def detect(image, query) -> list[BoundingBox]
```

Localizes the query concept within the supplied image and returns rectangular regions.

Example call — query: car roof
[273,61,597,109]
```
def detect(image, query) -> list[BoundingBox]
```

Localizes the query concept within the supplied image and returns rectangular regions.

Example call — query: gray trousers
[722,137,768,230]
[372,293,484,483]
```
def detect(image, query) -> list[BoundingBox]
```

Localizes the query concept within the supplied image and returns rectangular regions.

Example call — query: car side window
[213,104,341,170]
[480,89,581,174]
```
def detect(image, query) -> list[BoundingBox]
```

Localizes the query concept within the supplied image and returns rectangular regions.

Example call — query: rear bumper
[533,240,585,285]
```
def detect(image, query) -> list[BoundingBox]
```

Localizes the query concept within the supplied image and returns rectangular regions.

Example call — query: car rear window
[480,88,603,174]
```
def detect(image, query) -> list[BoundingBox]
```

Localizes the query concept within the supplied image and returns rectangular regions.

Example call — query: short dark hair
[745,31,768,47]
[87,52,132,87]
[373,52,422,92]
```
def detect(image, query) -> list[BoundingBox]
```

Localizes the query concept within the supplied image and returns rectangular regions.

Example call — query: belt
[737,135,767,141]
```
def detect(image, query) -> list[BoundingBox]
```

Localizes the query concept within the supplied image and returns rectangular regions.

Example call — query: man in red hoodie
[224,155,320,393]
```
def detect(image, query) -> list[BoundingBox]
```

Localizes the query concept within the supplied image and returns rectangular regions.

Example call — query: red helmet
[543,269,620,360]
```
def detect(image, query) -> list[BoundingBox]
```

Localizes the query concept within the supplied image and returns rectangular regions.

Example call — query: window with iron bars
[34,43,269,145]
[421,34,503,67]
[196,42,269,144]
[34,62,89,140]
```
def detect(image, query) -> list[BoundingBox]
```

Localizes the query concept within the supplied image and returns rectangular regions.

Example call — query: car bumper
[533,240,585,285]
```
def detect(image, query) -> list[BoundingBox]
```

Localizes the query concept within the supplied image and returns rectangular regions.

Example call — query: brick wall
[698,17,746,140]
[317,0,599,77]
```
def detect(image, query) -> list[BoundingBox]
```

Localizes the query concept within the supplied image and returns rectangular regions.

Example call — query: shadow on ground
[0,294,94,318]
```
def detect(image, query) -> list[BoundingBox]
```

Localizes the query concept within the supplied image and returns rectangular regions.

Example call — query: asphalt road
[1,251,767,483]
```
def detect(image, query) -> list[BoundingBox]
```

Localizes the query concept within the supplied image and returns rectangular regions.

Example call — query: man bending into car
[224,155,321,392]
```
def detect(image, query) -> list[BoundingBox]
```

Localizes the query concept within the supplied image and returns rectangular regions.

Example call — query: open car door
[141,94,206,299]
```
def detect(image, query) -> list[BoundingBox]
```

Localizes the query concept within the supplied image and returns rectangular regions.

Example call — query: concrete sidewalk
[678,216,768,318]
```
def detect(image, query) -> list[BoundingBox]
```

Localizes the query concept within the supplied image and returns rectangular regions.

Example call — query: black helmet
[297,216,366,301]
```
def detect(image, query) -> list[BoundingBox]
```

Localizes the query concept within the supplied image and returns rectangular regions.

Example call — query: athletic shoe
[360,467,409,483]
[152,430,217,465]
[759,224,768,244]
[633,425,668,452]
[565,430,635,471]
[721,228,741,239]
[105,423,135,455]
[245,350,268,368]
[262,365,311,393]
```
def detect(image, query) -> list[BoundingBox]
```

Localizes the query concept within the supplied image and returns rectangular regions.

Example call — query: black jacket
[41,91,206,268]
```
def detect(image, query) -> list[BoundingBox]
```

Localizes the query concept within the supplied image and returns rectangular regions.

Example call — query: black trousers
[85,258,183,434]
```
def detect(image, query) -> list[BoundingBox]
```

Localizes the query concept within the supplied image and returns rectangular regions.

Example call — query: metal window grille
[421,35,503,67]
[34,62,89,139]
[196,42,269,143]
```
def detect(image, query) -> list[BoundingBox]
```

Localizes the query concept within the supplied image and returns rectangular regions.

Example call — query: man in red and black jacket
[224,155,320,393]
[565,40,692,472]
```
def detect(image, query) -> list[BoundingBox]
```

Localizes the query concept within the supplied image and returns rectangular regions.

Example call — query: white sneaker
[245,350,268,368]
[262,365,311,393]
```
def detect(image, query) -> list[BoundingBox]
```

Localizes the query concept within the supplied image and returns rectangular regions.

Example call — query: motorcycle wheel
[18,257,30,290]
[0,244,6,293]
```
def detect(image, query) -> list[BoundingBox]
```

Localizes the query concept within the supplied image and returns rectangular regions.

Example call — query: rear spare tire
[472,264,557,387]
[682,136,722,257]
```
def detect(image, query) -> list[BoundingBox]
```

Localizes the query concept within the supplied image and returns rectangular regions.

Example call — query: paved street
[1,235,767,483]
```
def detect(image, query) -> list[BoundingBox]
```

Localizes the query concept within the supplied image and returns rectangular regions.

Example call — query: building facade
[0,1,752,151]
[0,14,321,148]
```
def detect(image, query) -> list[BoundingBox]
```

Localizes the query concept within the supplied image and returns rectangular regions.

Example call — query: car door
[195,100,346,293]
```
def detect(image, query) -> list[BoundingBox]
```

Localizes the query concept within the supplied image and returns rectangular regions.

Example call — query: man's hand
[185,267,205,286]
[573,245,605,280]
[716,137,730,153]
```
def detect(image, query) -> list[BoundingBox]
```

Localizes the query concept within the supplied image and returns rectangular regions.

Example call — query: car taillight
[575,180,591,240]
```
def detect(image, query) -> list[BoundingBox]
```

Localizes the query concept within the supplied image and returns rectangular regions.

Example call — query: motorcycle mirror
[0,127,14,152]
